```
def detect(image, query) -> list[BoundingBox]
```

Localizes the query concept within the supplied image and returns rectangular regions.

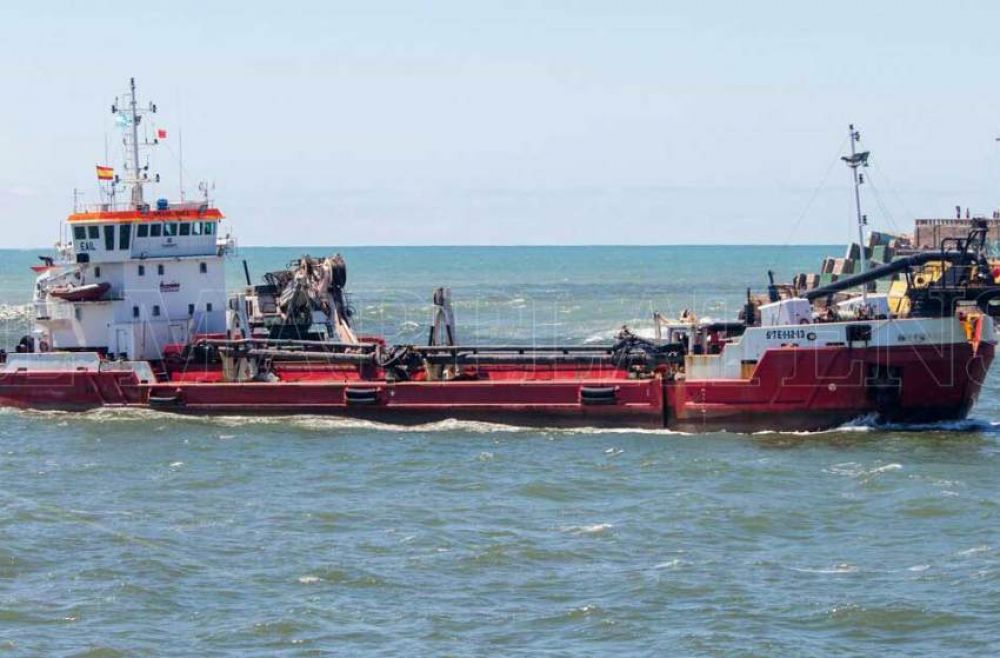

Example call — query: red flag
[96,165,114,181]
[157,128,167,139]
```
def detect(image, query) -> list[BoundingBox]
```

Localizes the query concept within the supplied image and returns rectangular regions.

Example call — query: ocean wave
[0,406,173,423]
[560,523,614,535]
[211,415,533,435]
[582,326,657,344]
[866,418,1000,433]
[4,404,994,439]
[824,462,903,479]
[790,563,860,574]
[652,558,684,570]
[549,426,692,436]
[0,406,694,436]
[754,415,1000,437]
[0,407,526,434]
[0,303,31,322]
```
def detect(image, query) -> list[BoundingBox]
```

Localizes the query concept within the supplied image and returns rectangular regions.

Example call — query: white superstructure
[29,79,231,361]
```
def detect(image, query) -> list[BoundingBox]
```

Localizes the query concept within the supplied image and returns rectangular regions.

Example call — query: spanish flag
[96,165,114,181]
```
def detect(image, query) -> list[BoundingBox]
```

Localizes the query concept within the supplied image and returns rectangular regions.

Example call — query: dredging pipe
[802,251,971,302]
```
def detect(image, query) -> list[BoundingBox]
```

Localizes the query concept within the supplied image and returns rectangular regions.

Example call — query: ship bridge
[67,202,224,263]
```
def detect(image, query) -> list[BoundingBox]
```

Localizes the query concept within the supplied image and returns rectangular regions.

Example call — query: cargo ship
[1,83,997,432]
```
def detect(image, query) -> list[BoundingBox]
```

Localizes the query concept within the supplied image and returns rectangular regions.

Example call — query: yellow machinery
[888,258,1000,316]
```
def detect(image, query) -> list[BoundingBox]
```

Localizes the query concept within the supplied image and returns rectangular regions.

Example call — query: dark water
[2,246,1000,656]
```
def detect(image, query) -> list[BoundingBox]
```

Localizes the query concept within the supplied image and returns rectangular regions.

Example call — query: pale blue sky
[2,1,1000,247]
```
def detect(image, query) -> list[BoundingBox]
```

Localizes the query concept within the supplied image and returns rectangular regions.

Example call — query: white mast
[112,78,158,209]
[128,78,142,207]
[841,124,870,304]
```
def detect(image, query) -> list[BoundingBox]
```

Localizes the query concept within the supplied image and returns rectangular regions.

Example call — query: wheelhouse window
[150,224,162,237]
[119,224,131,250]
[73,226,86,240]
[103,225,115,251]
[132,305,140,318]
[163,222,178,237]
[137,224,149,238]
[157,264,165,276]
[152,305,161,317]
[138,264,145,276]
[179,223,191,236]
[203,222,215,235]
[206,303,213,312]
[192,222,202,235]
[199,262,207,274]
[87,226,99,240]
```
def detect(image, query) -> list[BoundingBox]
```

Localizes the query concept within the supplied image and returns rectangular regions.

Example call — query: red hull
[0,343,992,432]
[667,342,994,432]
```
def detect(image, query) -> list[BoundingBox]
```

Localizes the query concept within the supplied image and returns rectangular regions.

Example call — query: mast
[841,124,870,304]
[111,78,158,209]
[128,78,142,207]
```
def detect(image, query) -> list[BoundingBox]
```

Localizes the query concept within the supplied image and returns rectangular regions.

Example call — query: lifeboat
[47,282,111,302]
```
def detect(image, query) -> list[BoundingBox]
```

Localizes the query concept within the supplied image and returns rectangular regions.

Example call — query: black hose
[802,251,969,301]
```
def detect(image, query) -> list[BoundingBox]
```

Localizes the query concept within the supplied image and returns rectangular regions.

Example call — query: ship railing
[195,338,380,352]
[1,352,101,373]
[76,200,217,214]
[99,359,157,384]
[188,337,684,370]
[216,234,238,257]
[406,344,619,355]
[196,337,620,354]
